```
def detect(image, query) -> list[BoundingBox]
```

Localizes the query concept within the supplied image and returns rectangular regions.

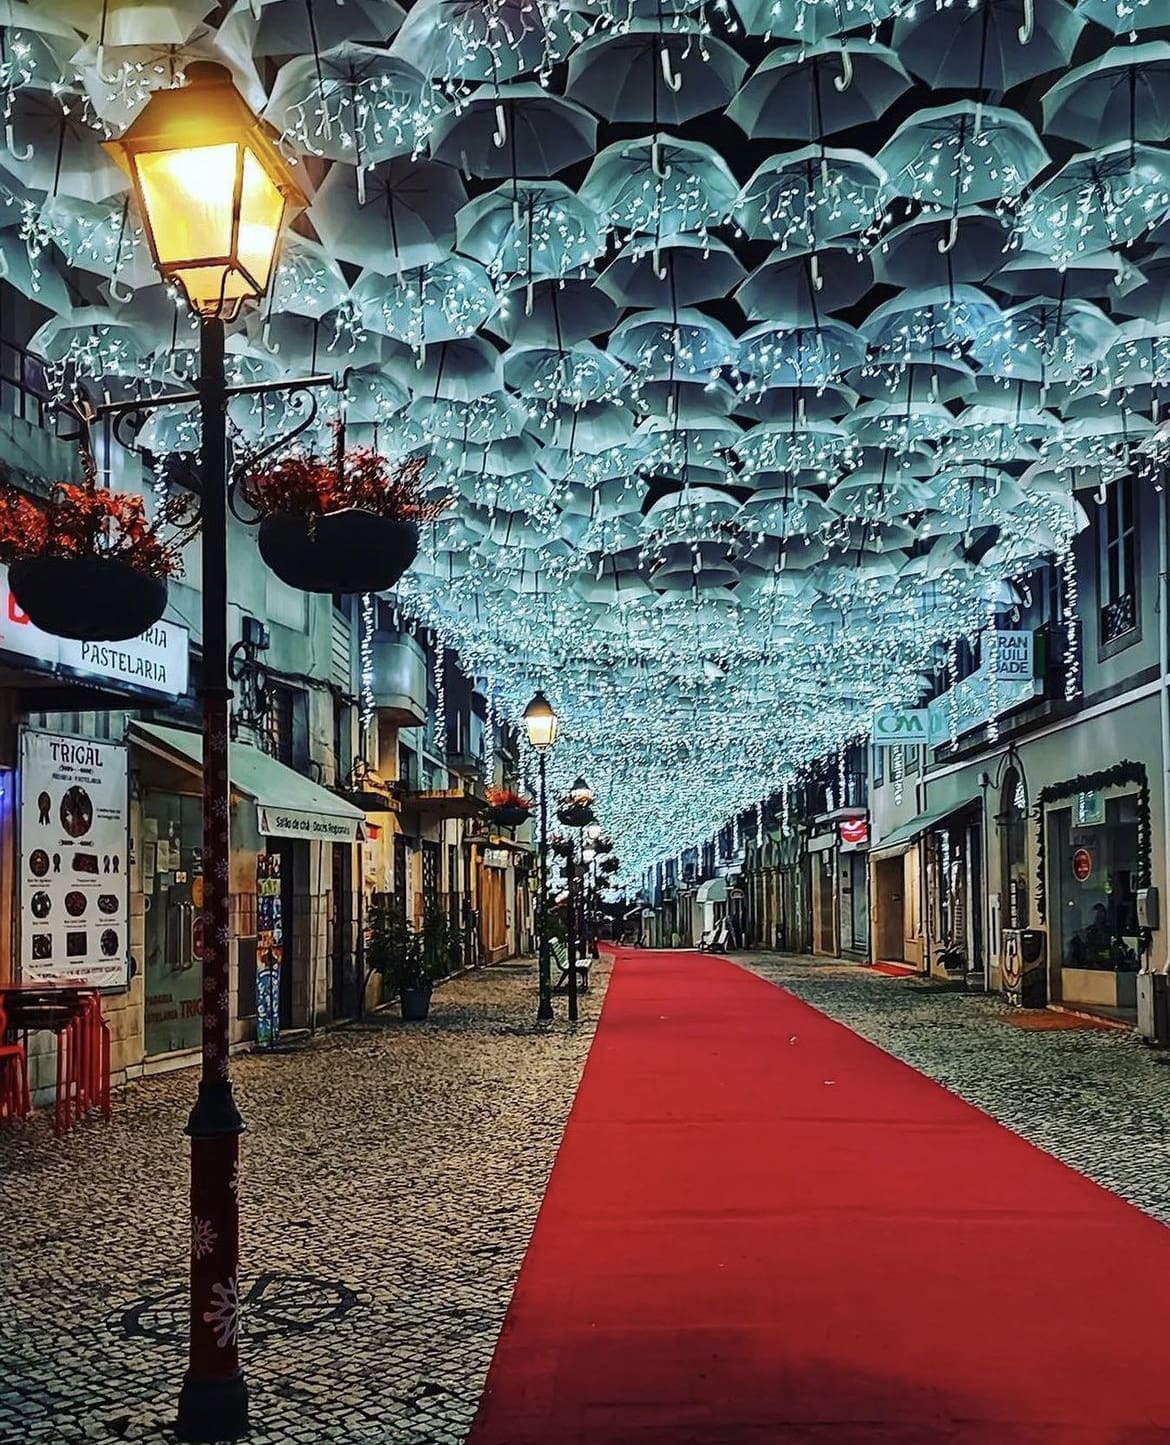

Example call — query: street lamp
[522,690,559,1022]
[107,63,306,1445]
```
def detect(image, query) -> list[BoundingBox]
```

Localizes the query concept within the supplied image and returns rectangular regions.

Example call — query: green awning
[870,795,979,859]
[131,721,366,844]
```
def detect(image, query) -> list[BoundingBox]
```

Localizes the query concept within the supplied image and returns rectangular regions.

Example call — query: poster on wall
[256,852,283,1048]
[20,729,129,988]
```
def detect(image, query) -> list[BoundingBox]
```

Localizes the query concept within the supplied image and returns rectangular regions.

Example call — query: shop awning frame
[869,795,981,860]
[130,721,367,844]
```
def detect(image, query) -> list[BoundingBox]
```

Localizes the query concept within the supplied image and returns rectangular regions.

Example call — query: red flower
[244,446,448,526]
[0,479,196,580]
[487,788,532,812]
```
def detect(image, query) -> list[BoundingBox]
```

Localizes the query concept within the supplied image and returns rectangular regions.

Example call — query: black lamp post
[105,64,308,1443]
[522,690,558,1022]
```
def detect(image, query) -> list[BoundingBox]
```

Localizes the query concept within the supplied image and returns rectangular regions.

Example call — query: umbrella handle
[1018,0,1034,44]
[262,320,280,354]
[936,214,960,254]
[661,46,683,93]
[1096,480,1108,505]
[4,124,30,163]
[108,277,134,305]
[809,253,822,291]
[357,165,367,206]
[493,104,507,149]
[651,138,671,180]
[833,48,853,93]
[652,248,668,280]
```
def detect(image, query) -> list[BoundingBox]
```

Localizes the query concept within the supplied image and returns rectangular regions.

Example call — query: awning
[695,877,728,904]
[131,722,367,844]
[870,795,979,859]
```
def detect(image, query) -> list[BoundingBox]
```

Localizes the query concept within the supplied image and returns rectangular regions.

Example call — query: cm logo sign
[873,709,931,745]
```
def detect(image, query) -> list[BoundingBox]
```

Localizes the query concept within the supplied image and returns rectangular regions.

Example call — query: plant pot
[399,985,432,1021]
[9,556,167,642]
[259,510,419,594]
[556,803,596,829]
[488,804,531,829]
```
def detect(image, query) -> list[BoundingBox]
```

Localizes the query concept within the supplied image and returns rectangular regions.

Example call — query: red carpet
[467,948,1170,1444]
[866,961,921,977]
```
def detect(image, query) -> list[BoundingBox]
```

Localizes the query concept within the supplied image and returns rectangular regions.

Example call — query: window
[1100,476,1138,647]
[269,685,309,771]
[399,743,418,791]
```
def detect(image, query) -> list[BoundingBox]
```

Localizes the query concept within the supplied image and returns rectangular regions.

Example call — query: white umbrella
[429,83,596,180]
[310,156,466,274]
[265,45,436,166]
[566,22,746,125]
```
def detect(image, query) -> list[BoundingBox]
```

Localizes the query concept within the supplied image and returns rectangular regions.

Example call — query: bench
[551,938,591,992]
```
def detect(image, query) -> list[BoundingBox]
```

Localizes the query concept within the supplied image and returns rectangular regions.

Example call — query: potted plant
[0,472,195,642]
[365,901,432,1021]
[556,790,596,829]
[245,439,446,594]
[486,787,533,829]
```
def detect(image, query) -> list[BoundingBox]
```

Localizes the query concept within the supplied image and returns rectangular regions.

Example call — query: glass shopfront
[142,789,204,1056]
[1047,794,1141,1007]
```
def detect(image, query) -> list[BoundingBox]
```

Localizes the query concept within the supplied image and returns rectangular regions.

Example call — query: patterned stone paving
[6,948,1170,1445]
[734,952,1170,1225]
[0,959,608,1445]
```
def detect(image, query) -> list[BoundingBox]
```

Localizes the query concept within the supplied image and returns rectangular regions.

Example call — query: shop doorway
[841,851,869,955]
[330,842,357,1020]
[874,855,905,963]
[1047,797,1141,1015]
[143,790,203,1057]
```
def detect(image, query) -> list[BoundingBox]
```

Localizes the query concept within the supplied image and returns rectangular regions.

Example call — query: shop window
[1099,476,1138,650]
[1049,794,1141,973]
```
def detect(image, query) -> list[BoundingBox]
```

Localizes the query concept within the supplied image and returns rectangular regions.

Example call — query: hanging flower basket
[599,856,620,876]
[9,556,168,642]
[550,834,574,858]
[486,788,533,830]
[556,802,596,829]
[259,510,419,594]
[0,442,194,643]
[244,441,446,595]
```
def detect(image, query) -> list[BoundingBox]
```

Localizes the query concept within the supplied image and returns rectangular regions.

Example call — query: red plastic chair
[0,995,31,1122]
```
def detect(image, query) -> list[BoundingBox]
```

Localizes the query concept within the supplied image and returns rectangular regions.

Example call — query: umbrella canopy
[265,45,436,166]
[893,0,1083,92]
[1042,42,1170,149]
[310,155,467,274]
[727,41,911,142]
[599,234,746,310]
[429,82,597,179]
[566,22,746,125]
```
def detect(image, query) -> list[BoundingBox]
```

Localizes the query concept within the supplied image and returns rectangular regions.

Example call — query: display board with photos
[19,729,130,987]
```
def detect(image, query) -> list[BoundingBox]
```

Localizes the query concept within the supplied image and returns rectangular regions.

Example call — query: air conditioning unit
[1138,973,1170,1045]
[1002,928,1047,1008]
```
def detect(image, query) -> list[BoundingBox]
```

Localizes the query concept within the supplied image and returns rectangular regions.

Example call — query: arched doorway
[999,768,1029,931]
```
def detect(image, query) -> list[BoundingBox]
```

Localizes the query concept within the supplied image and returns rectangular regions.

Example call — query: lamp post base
[537,996,554,1021]
[176,1370,249,1442]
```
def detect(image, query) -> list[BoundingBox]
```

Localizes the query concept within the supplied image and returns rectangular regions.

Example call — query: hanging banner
[19,730,129,987]
[256,852,284,1048]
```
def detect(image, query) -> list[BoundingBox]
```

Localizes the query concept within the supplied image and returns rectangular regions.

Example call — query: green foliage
[366,901,464,996]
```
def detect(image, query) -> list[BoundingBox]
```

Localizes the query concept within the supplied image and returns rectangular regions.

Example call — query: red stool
[0,996,31,1122]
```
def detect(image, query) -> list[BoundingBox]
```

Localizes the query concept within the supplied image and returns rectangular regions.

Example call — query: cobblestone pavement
[7,949,1170,1445]
[734,952,1170,1225]
[0,958,609,1445]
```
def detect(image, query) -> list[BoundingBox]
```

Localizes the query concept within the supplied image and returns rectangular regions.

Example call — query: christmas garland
[1033,760,1150,923]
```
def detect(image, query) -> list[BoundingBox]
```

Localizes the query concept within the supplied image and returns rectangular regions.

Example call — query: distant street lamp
[106,63,307,1444]
[522,690,558,1022]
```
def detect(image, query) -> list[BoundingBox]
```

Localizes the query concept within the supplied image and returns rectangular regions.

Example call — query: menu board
[20,729,129,988]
